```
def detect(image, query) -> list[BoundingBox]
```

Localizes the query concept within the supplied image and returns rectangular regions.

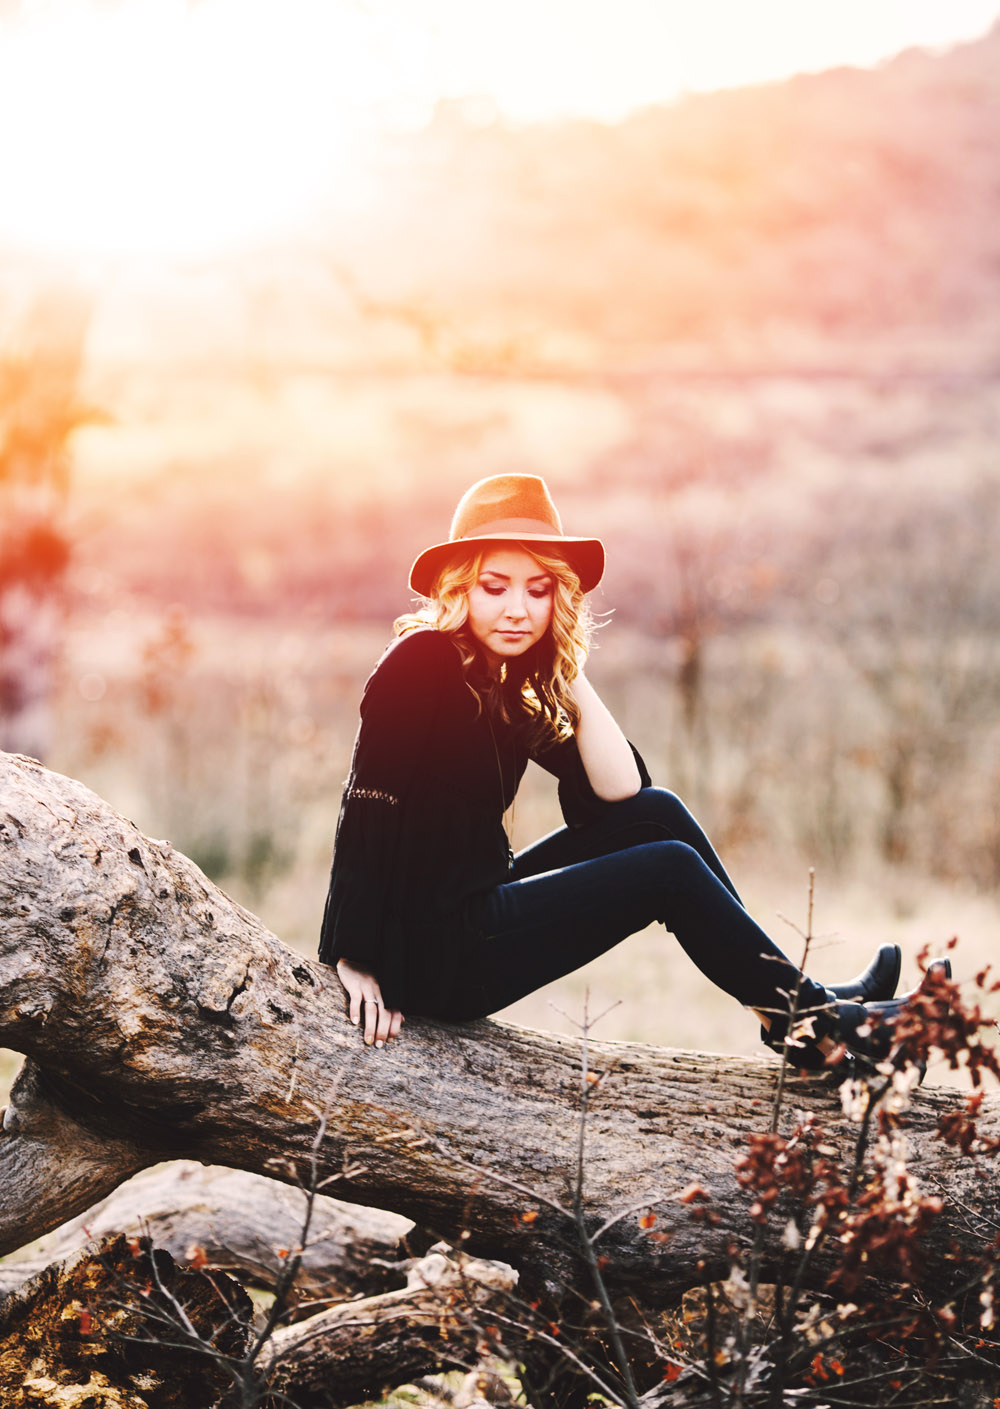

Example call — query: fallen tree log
[1,749,998,1313]
[0,1161,416,1301]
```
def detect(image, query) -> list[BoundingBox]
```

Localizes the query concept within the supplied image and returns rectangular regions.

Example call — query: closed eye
[478,576,552,598]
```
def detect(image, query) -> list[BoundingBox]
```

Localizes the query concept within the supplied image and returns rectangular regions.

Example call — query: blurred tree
[607,480,782,813]
[0,285,100,760]
[810,480,1000,876]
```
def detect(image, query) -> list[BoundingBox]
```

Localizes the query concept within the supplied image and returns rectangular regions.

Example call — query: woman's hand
[336,958,405,1048]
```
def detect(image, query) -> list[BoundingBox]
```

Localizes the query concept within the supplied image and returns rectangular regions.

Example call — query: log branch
[0,1061,148,1251]
[261,1245,519,1408]
[0,1160,416,1301]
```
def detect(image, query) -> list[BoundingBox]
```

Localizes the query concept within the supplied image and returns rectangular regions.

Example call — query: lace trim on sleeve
[345,786,400,807]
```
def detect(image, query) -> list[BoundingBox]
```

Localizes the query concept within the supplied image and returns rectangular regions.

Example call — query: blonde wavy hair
[395,543,595,748]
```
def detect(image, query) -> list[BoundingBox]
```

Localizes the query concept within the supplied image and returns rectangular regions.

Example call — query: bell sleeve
[532,730,652,830]
[317,630,470,1000]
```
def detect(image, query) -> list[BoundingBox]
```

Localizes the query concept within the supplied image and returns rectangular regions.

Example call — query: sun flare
[0,0,387,257]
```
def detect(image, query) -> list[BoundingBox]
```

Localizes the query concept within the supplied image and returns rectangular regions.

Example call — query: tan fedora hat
[409,474,605,597]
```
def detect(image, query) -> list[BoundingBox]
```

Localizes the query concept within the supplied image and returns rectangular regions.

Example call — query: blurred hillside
[1,21,999,1061]
[345,20,1000,366]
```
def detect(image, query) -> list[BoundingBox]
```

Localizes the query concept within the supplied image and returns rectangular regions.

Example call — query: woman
[318,474,914,1065]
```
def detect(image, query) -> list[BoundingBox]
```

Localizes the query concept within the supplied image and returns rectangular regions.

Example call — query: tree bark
[0,1161,416,1302]
[1,749,998,1311]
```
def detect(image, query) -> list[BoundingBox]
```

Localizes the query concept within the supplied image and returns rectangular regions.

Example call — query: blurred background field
[2,3,1000,1102]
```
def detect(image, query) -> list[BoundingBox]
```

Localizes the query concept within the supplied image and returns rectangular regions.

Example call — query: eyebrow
[480,570,553,583]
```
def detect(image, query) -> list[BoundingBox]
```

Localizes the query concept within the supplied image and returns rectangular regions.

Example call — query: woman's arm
[569,670,642,801]
[320,630,471,1045]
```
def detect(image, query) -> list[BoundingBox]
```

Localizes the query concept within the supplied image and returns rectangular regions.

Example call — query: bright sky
[0,0,997,256]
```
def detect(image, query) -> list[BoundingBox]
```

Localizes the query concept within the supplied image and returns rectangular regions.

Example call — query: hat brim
[409,534,605,597]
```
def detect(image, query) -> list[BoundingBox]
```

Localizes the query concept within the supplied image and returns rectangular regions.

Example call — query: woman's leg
[445,837,829,1023]
[511,787,743,904]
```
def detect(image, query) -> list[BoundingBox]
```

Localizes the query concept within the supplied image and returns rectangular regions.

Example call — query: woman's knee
[629,837,710,890]
[628,786,695,836]
[582,788,705,857]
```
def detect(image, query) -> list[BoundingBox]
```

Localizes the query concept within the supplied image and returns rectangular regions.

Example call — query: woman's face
[465,546,554,664]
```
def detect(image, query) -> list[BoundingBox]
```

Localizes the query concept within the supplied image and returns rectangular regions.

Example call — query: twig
[571,990,642,1409]
[590,1188,688,1244]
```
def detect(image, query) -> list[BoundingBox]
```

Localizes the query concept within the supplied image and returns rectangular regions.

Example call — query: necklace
[485,710,516,872]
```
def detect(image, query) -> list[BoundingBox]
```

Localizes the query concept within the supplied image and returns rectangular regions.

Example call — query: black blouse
[318,628,650,1014]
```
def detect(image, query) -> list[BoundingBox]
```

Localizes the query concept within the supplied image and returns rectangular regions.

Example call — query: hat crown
[451,475,563,542]
[408,472,605,596]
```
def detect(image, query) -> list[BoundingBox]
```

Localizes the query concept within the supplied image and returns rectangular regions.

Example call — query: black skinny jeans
[442,787,829,1024]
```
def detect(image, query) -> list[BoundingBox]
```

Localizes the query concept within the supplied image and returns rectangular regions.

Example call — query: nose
[504,591,528,621]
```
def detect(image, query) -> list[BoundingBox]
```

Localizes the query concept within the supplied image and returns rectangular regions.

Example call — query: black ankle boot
[831,1000,893,1063]
[832,959,950,1071]
[827,943,901,1002]
[760,959,949,1076]
[863,956,951,1012]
